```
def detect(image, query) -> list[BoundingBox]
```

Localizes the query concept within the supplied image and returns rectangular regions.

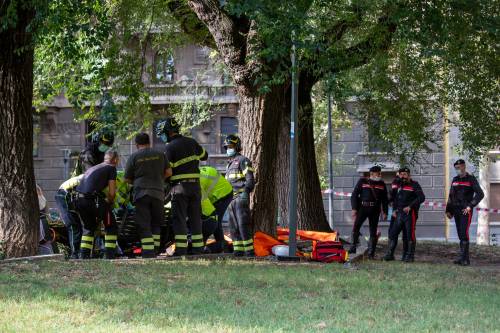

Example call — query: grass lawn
[0,243,499,333]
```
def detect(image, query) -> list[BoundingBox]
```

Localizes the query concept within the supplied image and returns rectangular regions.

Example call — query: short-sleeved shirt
[76,163,117,195]
[124,147,168,202]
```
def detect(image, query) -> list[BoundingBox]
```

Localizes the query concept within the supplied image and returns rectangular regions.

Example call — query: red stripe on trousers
[466,210,472,241]
[411,210,416,241]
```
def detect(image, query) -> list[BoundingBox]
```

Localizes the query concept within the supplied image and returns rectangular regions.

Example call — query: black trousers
[352,206,380,239]
[171,182,203,254]
[389,209,418,242]
[55,189,82,258]
[452,207,473,241]
[228,195,254,255]
[213,194,233,246]
[134,195,164,256]
[76,196,117,258]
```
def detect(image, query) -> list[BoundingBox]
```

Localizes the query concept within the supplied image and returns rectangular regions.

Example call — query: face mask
[401,177,409,183]
[226,148,236,157]
[370,176,382,182]
[160,134,169,143]
[455,169,464,176]
[98,144,109,153]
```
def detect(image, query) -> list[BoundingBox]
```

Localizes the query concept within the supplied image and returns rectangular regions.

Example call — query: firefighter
[388,172,408,260]
[54,174,84,258]
[200,165,233,253]
[445,159,484,266]
[73,130,115,176]
[156,117,208,256]
[383,167,425,262]
[124,133,171,258]
[75,150,119,259]
[349,165,388,258]
[224,135,255,257]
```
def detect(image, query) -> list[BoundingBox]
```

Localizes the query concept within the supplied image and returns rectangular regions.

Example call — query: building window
[33,114,41,157]
[153,53,174,83]
[220,116,238,153]
[194,47,209,65]
[367,112,393,153]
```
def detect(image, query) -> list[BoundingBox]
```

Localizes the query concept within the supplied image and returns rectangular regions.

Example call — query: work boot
[79,249,91,260]
[245,250,255,258]
[234,251,244,257]
[404,241,416,263]
[453,242,464,265]
[172,248,187,257]
[459,241,470,266]
[348,232,359,254]
[141,250,155,259]
[104,249,116,260]
[367,237,377,259]
[383,239,397,261]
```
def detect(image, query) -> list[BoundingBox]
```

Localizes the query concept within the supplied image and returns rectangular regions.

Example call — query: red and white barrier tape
[322,189,500,214]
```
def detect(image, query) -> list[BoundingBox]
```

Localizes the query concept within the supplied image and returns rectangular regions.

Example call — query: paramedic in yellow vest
[224,135,255,257]
[55,174,84,258]
[200,166,233,253]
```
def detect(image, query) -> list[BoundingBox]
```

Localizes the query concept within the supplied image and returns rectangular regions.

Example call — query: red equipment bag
[312,241,348,263]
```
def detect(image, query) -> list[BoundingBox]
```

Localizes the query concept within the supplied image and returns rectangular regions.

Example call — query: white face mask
[370,176,382,181]
[226,148,236,157]
[455,169,465,176]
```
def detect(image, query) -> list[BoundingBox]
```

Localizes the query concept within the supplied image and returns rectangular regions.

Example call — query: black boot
[383,239,397,261]
[348,232,359,254]
[459,241,470,266]
[367,237,377,259]
[79,249,91,259]
[453,242,464,265]
[404,241,416,262]
[105,249,116,260]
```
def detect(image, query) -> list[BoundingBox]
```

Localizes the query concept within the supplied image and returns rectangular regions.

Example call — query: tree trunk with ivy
[0,4,39,258]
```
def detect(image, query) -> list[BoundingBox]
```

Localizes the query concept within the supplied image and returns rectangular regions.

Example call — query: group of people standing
[350,160,484,265]
[55,117,255,259]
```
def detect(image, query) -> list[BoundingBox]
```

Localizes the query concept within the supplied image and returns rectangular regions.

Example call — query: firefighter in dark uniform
[383,167,425,262]
[75,150,119,259]
[224,135,255,257]
[349,165,388,258]
[156,118,208,256]
[388,172,408,259]
[445,159,484,266]
[73,130,115,176]
[124,133,172,258]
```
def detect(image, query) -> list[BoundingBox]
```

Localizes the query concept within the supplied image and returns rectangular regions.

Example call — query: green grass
[0,257,499,333]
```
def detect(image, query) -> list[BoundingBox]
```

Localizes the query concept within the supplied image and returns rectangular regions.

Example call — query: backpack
[311,241,347,263]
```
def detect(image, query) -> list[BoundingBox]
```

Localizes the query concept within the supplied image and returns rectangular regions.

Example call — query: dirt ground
[374,240,500,269]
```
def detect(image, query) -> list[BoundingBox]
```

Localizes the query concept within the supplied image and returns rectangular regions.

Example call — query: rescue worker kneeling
[75,150,119,259]
[224,135,255,257]
[200,166,233,253]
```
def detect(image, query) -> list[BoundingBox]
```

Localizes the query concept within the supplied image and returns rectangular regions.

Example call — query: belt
[361,201,376,207]
[76,192,97,200]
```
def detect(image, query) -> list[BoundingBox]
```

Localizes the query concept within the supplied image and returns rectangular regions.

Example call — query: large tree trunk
[238,85,288,235]
[276,77,331,231]
[0,6,39,258]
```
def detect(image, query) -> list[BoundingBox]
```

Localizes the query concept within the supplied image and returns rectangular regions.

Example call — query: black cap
[454,159,466,166]
[398,167,411,173]
[369,165,382,172]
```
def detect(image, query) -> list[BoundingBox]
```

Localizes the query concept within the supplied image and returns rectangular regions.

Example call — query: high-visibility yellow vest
[201,198,216,217]
[200,166,233,203]
[102,171,131,209]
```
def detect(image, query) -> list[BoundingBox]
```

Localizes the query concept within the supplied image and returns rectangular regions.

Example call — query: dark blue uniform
[164,134,208,255]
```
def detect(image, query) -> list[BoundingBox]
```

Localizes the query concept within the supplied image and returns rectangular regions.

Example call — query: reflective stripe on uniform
[82,235,94,242]
[171,173,200,181]
[243,167,254,176]
[170,149,207,168]
[141,237,154,243]
[105,234,117,241]
[153,234,161,247]
[233,240,244,251]
[105,242,117,249]
[191,234,203,240]
[176,242,188,248]
[228,173,244,179]
[244,244,254,251]
[175,234,188,240]
[142,244,155,250]
[192,242,204,248]
[242,239,253,245]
